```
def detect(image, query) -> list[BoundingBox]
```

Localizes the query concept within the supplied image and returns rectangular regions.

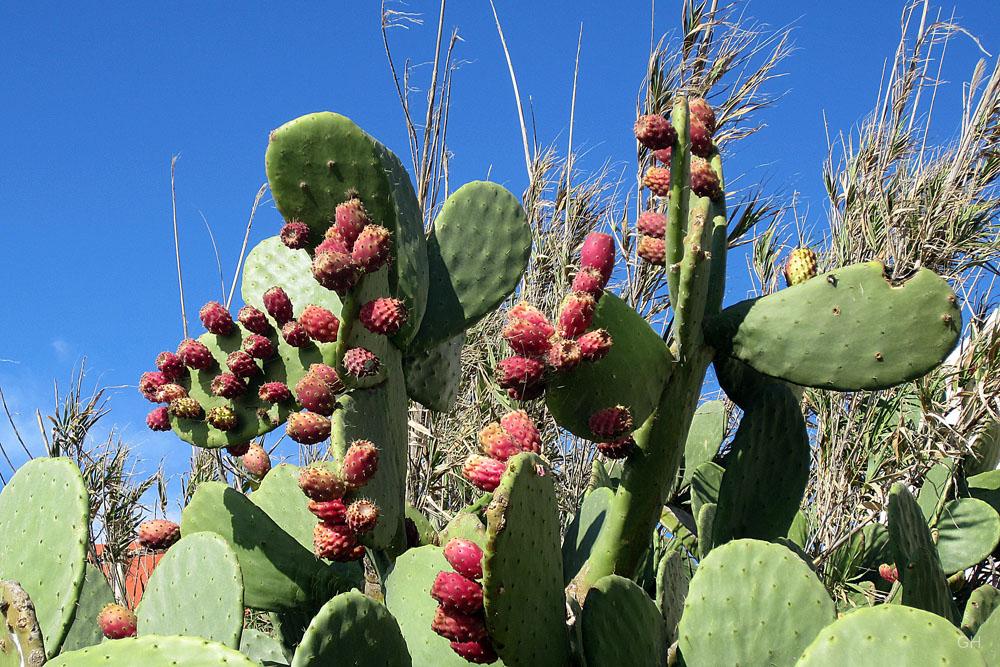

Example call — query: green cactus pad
[656,550,691,646]
[795,605,985,666]
[49,635,258,666]
[136,532,244,648]
[967,420,1000,476]
[409,182,531,352]
[975,607,1000,662]
[581,575,666,667]
[934,498,1000,574]
[384,546,489,667]
[404,504,438,547]
[181,482,344,613]
[1,579,45,667]
[706,262,961,391]
[690,462,723,522]
[968,470,1000,514]
[678,539,836,667]
[917,458,955,521]
[483,453,570,666]
[887,483,958,623]
[962,585,1000,637]
[561,486,613,585]
[439,512,489,550]
[61,564,115,653]
[290,590,410,667]
[0,458,89,657]
[239,628,289,666]
[242,236,343,319]
[546,292,673,440]
[681,400,725,486]
[403,333,464,412]
[787,510,809,548]
[712,385,809,545]
[696,503,716,558]
[713,355,782,410]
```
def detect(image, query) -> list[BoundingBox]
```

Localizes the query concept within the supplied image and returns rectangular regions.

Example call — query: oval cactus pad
[49,635,257,667]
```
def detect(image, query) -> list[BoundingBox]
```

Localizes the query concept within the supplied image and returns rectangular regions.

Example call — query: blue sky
[1,1,997,486]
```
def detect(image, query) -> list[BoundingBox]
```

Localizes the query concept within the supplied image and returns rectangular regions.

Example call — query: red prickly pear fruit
[580,232,615,284]
[314,521,364,561]
[638,236,666,267]
[226,442,250,456]
[783,247,818,287]
[294,374,336,416]
[139,371,168,402]
[571,267,606,298]
[280,220,311,249]
[242,444,271,477]
[431,571,484,615]
[643,166,672,197]
[211,373,246,399]
[637,210,667,237]
[431,606,488,643]
[359,298,408,336]
[343,347,380,378]
[588,406,633,439]
[146,407,170,431]
[478,423,520,462]
[258,381,292,403]
[342,440,379,487]
[155,351,186,381]
[653,146,672,164]
[879,563,898,583]
[578,329,613,361]
[226,350,260,378]
[449,639,498,664]
[176,339,215,370]
[199,301,234,335]
[500,410,541,454]
[316,235,349,256]
[352,224,392,273]
[444,538,484,580]
[300,305,340,343]
[546,337,583,372]
[495,356,546,391]
[155,383,187,404]
[691,156,722,201]
[242,334,275,360]
[556,292,596,339]
[169,397,203,420]
[346,499,379,534]
[298,465,346,501]
[238,305,271,334]
[462,455,505,493]
[281,320,311,347]
[689,118,714,158]
[287,411,332,445]
[308,499,347,523]
[97,603,136,640]
[689,97,717,133]
[263,287,294,326]
[334,196,370,248]
[308,363,345,394]
[507,382,546,402]
[137,519,180,550]
[312,251,361,294]
[597,436,635,459]
[633,114,676,150]
[206,406,238,431]
[502,304,555,356]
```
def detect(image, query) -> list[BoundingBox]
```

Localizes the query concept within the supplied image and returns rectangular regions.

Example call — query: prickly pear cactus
[49,635,257,666]
[60,564,115,653]
[291,591,410,667]
[580,575,666,667]
[1,579,45,667]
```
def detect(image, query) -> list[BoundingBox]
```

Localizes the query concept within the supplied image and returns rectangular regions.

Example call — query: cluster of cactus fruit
[3,96,997,667]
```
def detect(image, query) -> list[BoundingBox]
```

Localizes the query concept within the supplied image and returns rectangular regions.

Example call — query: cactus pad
[962,585,1000,637]
[690,461,723,522]
[241,236,342,319]
[974,598,1000,658]
[403,333,464,412]
[655,550,691,646]
[934,498,1000,575]
[483,453,570,666]
[581,575,666,667]
[678,539,836,667]
[49,635,257,666]
[681,400,725,486]
[706,262,961,391]
[0,458,89,657]
[917,458,954,521]
[968,470,1000,514]
[0,579,45,667]
[61,564,115,652]
[239,628,289,666]
[136,532,244,648]
[561,486,613,585]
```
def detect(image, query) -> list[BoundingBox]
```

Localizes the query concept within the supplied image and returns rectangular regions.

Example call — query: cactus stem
[665,98,691,307]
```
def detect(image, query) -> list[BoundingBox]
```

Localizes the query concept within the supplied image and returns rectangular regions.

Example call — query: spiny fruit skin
[226,350,260,378]
[578,329,613,361]
[155,383,187,403]
[226,442,251,457]
[580,232,615,284]
[633,114,676,150]
[637,210,667,237]
[211,373,246,399]
[280,220,310,249]
[137,519,180,550]
[308,499,347,523]
[879,563,898,583]
[342,440,380,487]
[431,571,484,615]
[449,639,498,664]
[334,197,370,248]
[243,334,275,360]
[316,235,349,256]
[258,381,292,403]
[308,363,345,394]
[286,411,332,445]
[462,455,506,493]
[300,305,340,343]
[571,266,606,299]
[351,224,392,273]
[689,97,717,134]
[359,298,408,336]
[495,356,546,391]
[242,444,271,477]
[281,320,310,347]
[444,538,484,580]
[784,247,818,287]
[139,371,168,402]
[177,339,214,370]
[238,305,271,335]
[588,405,633,439]
[146,407,170,431]
[556,291,596,339]
[502,304,555,356]
[638,236,666,266]
[206,406,238,431]
[478,422,520,462]
[690,156,722,201]
[298,465,346,501]
[597,436,635,459]
[346,499,379,534]
[500,410,542,454]
[155,351,186,381]
[431,606,488,643]
[654,146,672,164]
[643,166,672,197]
[263,287,294,326]
[199,301,234,335]
[98,603,137,640]
[169,397,203,420]
[343,347,381,378]
[689,118,714,158]
[546,337,583,372]
[312,250,361,294]
[294,374,336,415]
[314,521,364,562]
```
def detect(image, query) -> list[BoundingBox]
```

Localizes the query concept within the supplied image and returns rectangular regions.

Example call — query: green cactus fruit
[61,564,115,653]
[962,585,1000,638]
[239,628,289,666]
[934,498,1000,575]
[1,579,45,667]
[783,246,818,286]
[581,575,667,667]
[403,333,464,412]
[680,400,725,486]
[706,261,962,391]
[48,635,257,666]
[561,486,614,586]
[655,550,691,646]
[678,539,836,667]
